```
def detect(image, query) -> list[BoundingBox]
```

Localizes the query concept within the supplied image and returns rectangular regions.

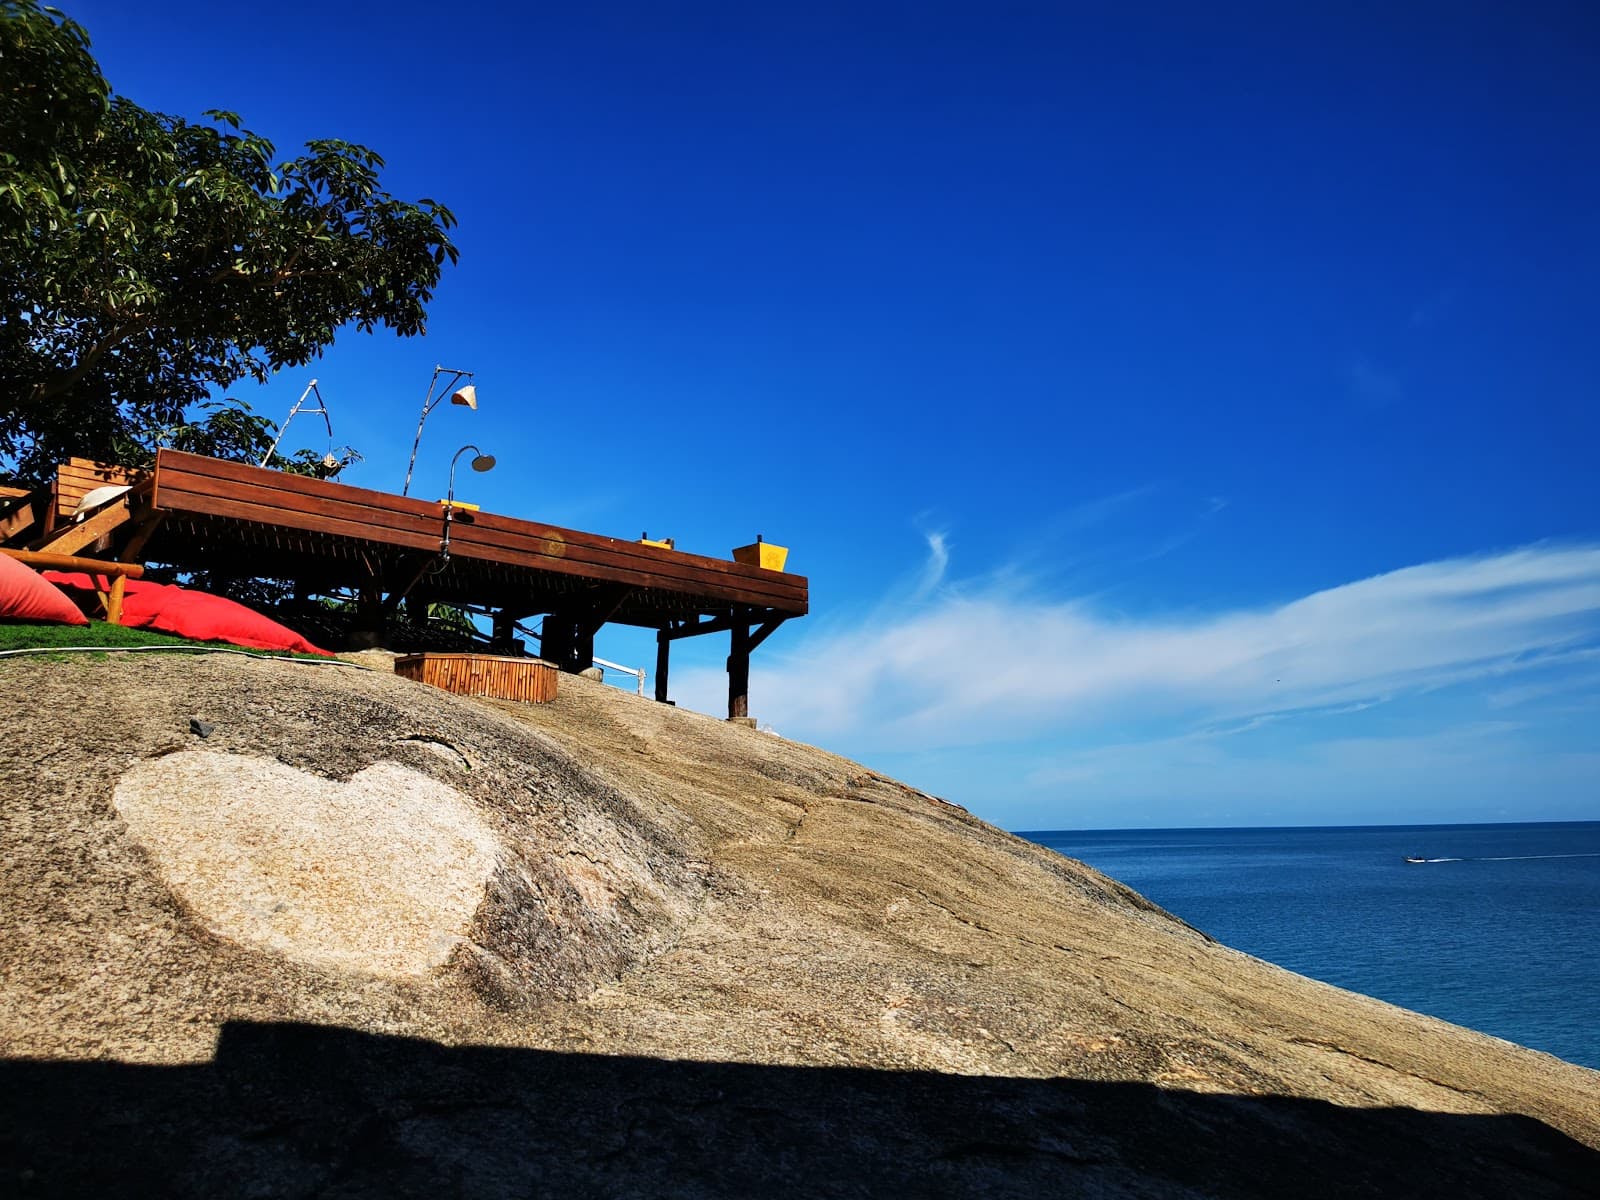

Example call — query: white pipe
[591,655,646,696]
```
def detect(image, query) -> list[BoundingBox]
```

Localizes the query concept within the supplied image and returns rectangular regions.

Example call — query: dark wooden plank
[156,484,442,555]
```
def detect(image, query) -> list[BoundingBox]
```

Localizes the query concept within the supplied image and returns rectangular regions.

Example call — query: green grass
[0,620,321,660]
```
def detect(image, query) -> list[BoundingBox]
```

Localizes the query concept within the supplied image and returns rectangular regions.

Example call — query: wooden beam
[0,492,45,546]
[662,613,737,641]
[1,550,145,578]
[578,584,633,635]
[381,553,438,615]
[119,511,165,562]
[748,617,786,653]
[32,491,137,556]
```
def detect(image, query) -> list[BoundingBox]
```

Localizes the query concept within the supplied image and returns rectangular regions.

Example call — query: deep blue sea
[1020,822,1600,1071]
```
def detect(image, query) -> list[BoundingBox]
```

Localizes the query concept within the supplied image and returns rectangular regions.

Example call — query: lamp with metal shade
[439,444,496,560]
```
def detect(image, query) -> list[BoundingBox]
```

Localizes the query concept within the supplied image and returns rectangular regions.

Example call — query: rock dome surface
[2,654,1596,1197]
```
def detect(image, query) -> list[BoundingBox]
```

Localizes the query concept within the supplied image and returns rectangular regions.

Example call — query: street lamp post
[402,364,479,496]
[439,444,497,561]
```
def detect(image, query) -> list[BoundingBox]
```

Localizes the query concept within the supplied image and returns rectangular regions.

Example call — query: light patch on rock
[113,751,500,978]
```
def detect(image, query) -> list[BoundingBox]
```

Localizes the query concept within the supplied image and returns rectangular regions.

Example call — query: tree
[0,1,458,484]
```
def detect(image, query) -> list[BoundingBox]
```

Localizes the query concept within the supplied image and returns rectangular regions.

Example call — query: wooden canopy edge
[148,450,808,617]
[154,450,807,590]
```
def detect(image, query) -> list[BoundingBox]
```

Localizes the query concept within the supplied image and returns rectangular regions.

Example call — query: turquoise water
[1019,822,1600,1071]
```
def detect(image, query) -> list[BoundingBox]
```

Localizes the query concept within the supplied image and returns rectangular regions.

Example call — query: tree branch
[34,316,151,401]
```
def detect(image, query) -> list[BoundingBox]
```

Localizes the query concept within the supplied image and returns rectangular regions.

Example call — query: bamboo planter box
[395,653,559,704]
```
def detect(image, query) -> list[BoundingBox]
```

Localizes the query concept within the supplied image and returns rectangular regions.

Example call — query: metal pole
[260,379,320,467]
[439,442,475,558]
[402,365,444,497]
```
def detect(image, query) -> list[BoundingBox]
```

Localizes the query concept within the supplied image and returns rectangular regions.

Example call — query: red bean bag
[44,572,331,656]
[0,554,90,626]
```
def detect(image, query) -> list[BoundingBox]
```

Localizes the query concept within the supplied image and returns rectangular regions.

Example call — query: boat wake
[1407,853,1600,864]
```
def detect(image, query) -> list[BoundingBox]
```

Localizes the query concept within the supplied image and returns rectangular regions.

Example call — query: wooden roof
[139,450,807,625]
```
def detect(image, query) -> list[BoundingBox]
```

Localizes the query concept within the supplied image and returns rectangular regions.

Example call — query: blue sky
[66,1,1599,828]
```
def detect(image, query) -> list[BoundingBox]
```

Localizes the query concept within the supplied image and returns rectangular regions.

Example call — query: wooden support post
[542,610,594,673]
[543,585,631,674]
[349,577,386,649]
[106,574,126,625]
[491,609,518,654]
[655,626,672,703]
[727,608,751,722]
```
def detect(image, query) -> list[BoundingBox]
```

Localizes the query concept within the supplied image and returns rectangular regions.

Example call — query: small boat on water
[1403,855,1428,864]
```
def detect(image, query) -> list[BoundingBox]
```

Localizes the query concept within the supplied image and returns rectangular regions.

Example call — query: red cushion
[0,555,90,625]
[44,573,331,656]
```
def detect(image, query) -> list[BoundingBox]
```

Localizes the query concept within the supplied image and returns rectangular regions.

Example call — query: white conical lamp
[450,384,478,410]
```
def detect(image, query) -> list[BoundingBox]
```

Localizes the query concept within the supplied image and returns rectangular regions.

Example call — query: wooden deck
[5,450,805,716]
[144,451,807,619]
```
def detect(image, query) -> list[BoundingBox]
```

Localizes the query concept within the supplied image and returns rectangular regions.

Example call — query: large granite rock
[2,655,1595,1197]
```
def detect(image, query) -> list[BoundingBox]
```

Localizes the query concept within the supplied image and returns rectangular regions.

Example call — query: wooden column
[541,612,575,671]
[349,577,386,649]
[655,626,672,703]
[542,610,595,674]
[727,608,751,721]
[491,609,518,654]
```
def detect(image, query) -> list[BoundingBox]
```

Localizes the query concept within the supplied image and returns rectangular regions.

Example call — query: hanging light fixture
[402,364,479,496]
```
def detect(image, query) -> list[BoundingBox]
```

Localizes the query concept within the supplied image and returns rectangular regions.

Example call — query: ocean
[1019,822,1600,1071]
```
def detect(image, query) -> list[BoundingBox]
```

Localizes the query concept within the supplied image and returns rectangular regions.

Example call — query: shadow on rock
[3,1022,1595,1198]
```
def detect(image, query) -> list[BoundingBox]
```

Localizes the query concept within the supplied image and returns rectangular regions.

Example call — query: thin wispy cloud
[679,541,1600,756]
[911,530,950,600]
[1060,483,1162,529]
